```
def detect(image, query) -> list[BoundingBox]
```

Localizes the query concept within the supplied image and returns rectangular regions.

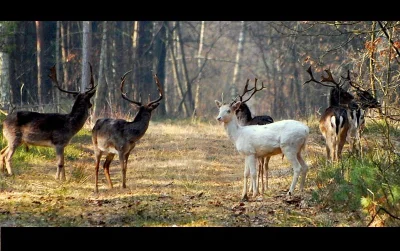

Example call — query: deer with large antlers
[304,66,380,161]
[215,97,309,201]
[0,64,97,180]
[92,71,163,193]
[233,78,273,194]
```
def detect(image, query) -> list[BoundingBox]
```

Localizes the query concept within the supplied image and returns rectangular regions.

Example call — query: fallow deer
[342,71,381,155]
[215,99,309,202]
[92,71,163,193]
[0,64,97,180]
[233,78,273,194]
[305,66,380,161]
[304,66,354,162]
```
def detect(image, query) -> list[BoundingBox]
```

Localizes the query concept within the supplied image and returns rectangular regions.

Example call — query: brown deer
[305,66,354,162]
[233,78,273,194]
[342,71,380,155]
[92,71,163,193]
[0,64,96,180]
[305,66,380,161]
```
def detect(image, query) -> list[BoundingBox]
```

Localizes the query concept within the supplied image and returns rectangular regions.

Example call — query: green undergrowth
[312,142,400,226]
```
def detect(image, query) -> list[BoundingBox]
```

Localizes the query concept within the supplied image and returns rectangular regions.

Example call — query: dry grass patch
[0,118,370,227]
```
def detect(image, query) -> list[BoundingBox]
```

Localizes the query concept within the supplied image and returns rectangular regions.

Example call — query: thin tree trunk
[60,22,70,90]
[55,21,61,112]
[194,21,205,117]
[0,23,11,112]
[153,21,167,117]
[81,21,91,92]
[166,22,187,116]
[35,21,44,109]
[231,21,246,100]
[93,21,108,122]
[176,22,194,115]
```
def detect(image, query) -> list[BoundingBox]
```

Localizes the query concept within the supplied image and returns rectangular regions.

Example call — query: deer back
[2,64,96,147]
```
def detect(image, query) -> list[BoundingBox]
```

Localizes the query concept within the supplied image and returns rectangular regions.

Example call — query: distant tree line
[0,21,399,123]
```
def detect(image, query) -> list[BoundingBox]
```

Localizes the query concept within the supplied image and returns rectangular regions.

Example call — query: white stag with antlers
[215,95,309,201]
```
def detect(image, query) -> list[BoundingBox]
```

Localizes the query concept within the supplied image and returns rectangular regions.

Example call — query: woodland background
[0,21,400,227]
[0,21,399,122]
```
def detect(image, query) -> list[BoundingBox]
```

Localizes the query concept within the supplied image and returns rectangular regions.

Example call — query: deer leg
[283,149,301,196]
[246,155,258,198]
[119,152,128,189]
[325,133,334,162]
[0,146,9,173]
[265,156,270,190]
[337,131,347,161]
[297,151,309,192]
[103,153,115,189]
[55,146,65,181]
[241,158,250,202]
[4,141,21,176]
[259,157,264,194]
[94,149,102,193]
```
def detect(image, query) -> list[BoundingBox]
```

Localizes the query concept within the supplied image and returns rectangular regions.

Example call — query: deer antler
[85,63,97,92]
[234,78,265,104]
[49,65,80,95]
[120,70,141,106]
[147,74,164,106]
[341,70,366,91]
[304,66,340,88]
[120,72,163,107]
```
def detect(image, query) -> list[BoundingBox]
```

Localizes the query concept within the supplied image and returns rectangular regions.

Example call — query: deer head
[304,66,354,107]
[49,63,97,108]
[120,71,163,113]
[342,70,381,109]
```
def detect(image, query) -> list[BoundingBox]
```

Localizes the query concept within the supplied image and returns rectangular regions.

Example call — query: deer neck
[236,111,252,126]
[68,99,90,133]
[224,116,240,143]
[128,109,152,136]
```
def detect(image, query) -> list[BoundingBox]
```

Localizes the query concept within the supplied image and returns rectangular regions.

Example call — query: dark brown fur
[0,65,96,180]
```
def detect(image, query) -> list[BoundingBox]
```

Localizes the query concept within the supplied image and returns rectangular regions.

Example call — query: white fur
[215,100,309,201]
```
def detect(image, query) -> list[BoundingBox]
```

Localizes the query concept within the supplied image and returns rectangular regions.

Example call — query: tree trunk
[166,22,187,116]
[93,21,108,122]
[153,21,167,117]
[35,21,44,109]
[81,21,91,92]
[0,37,11,112]
[194,21,205,117]
[231,21,246,101]
[60,22,70,90]
[176,21,194,115]
[55,21,61,112]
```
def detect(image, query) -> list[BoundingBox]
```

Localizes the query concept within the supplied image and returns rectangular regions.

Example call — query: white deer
[215,100,309,201]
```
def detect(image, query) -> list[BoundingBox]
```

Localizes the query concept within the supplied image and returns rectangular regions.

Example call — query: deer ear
[215,100,222,108]
[231,101,241,111]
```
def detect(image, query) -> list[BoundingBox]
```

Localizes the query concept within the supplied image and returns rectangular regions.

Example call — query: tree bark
[194,21,205,117]
[81,21,91,92]
[93,21,108,122]
[35,21,44,108]
[231,21,246,101]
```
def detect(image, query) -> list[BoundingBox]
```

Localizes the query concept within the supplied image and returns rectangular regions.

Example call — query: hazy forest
[0,21,400,229]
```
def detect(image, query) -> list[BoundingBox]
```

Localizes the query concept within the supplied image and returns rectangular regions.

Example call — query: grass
[0,117,399,227]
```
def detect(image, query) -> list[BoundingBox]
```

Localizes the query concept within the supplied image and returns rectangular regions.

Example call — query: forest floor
[0,118,371,227]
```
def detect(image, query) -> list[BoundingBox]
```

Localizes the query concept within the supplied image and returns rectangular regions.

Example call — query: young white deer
[233,78,273,194]
[215,99,309,202]
[92,71,163,193]
[0,64,96,180]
